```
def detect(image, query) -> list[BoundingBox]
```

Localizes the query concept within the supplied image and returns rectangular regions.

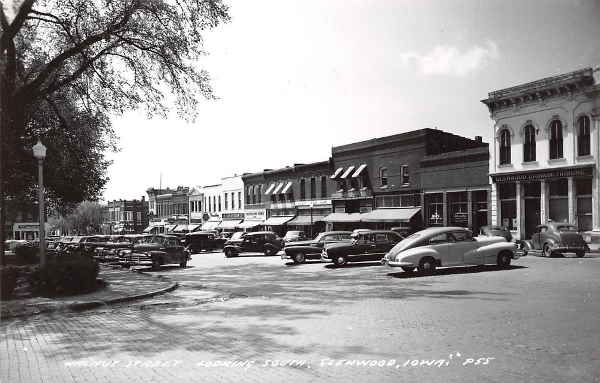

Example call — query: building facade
[188,187,204,224]
[328,128,490,233]
[146,186,190,223]
[242,161,336,236]
[103,198,149,234]
[482,66,600,239]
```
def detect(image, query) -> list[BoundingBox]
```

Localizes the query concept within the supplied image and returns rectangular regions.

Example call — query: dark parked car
[479,225,512,242]
[184,231,227,253]
[321,230,403,266]
[122,235,190,269]
[282,231,353,264]
[222,231,284,257]
[80,235,110,255]
[524,222,589,257]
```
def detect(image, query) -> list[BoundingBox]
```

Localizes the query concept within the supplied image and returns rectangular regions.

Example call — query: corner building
[482,67,600,239]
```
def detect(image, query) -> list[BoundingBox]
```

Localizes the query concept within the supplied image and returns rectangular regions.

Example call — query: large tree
[0,0,230,256]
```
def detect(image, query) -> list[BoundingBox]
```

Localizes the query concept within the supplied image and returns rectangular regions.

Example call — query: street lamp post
[32,139,47,267]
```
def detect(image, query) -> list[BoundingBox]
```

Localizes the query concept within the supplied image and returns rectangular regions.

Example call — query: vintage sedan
[122,235,190,270]
[525,222,589,257]
[223,231,284,257]
[382,227,520,274]
[184,231,227,253]
[282,231,353,263]
[321,230,403,267]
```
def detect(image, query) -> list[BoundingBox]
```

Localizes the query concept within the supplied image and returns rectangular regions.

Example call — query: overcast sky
[102,0,600,202]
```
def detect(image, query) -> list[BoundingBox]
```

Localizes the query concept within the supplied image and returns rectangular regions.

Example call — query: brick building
[103,198,149,234]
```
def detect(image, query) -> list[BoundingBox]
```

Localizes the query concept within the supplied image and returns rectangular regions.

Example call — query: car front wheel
[576,251,585,258]
[543,244,554,258]
[497,251,512,267]
[418,257,436,274]
[332,255,347,267]
[224,249,235,258]
[264,246,277,256]
[293,252,306,264]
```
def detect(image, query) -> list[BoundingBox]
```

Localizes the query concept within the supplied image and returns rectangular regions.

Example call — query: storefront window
[426,193,444,226]
[379,167,388,186]
[576,178,592,231]
[448,192,468,227]
[471,190,488,234]
[549,178,568,222]
[498,183,516,230]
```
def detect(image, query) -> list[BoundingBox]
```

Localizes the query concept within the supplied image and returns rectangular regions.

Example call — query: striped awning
[340,166,355,179]
[352,164,367,177]
[281,181,293,194]
[272,182,285,195]
[330,167,344,179]
[264,183,276,195]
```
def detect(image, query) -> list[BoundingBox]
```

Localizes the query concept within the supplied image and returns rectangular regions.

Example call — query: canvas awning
[352,164,367,178]
[263,216,294,226]
[281,181,293,194]
[340,166,355,179]
[264,183,276,195]
[287,215,327,226]
[272,182,285,195]
[330,167,344,179]
[217,220,242,229]
[201,220,220,230]
[360,208,421,223]
[237,220,264,229]
[323,212,363,223]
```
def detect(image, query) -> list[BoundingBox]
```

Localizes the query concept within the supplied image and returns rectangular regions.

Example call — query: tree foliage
[0,0,230,254]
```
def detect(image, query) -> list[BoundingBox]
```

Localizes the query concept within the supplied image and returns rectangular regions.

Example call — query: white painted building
[482,66,600,240]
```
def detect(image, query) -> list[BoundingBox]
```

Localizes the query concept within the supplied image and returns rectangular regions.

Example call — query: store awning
[188,224,201,232]
[323,212,363,223]
[217,220,242,229]
[201,220,220,230]
[238,220,264,229]
[360,208,421,223]
[330,167,344,179]
[352,164,367,178]
[143,226,155,233]
[281,181,293,194]
[165,224,177,232]
[263,216,294,226]
[287,215,327,226]
[340,166,355,179]
[272,182,285,195]
[264,183,276,195]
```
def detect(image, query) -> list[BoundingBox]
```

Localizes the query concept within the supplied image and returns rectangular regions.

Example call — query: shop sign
[222,213,244,220]
[14,223,39,231]
[453,212,468,225]
[244,209,266,220]
[294,199,332,207]
[492,166,593,183]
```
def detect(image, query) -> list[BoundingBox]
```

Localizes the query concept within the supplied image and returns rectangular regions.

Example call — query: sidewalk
[0,265,178,319]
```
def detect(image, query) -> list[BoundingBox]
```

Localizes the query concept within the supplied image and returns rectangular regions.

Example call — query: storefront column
[420,193,425,225]
[467,190,473,229]
[568,177,576,224]
[540,180,549,224]
[516,182,525,240]
[593,170,600,231]
[491,183,499,226]
[442,191,448,226]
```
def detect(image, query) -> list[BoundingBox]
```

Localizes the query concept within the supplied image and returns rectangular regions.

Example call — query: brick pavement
[0,254,599,383]
[0,265,177,319]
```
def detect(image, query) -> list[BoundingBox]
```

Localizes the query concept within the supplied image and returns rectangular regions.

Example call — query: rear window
[556,225,577,232]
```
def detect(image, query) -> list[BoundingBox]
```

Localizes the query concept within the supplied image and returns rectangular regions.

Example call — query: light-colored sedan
[381,227,520,274]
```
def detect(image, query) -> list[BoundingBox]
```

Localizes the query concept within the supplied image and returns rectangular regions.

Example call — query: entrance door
[524,198,540,239]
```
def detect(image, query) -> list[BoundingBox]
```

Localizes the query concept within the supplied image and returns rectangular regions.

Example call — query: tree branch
[0,0,36,53]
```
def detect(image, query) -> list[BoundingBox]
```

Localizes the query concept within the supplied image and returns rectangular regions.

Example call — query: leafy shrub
[14,243,39,264]
[1,266,18,300]
[29,256,100,296]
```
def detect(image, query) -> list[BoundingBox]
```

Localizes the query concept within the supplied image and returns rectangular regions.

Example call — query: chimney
[474,136,483,143]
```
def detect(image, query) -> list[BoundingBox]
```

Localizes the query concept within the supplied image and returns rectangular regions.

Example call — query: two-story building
[482,66,600,239]
[104,198,149,234]
[146,186,190,227]
[327,128,490,232]
[242,161,336,237]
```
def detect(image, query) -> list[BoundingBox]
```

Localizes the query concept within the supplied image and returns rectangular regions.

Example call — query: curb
[1,271,179,320]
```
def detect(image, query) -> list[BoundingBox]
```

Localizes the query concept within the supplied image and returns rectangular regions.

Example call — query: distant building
[146,186,190,223]
[103,198,149,234]
[482,66,600,239]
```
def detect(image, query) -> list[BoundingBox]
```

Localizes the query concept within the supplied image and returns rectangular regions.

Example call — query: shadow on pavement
[388,265,527,279]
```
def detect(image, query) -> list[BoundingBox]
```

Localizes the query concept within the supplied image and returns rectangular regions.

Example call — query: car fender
[474,240,515,262]
[222,244,241,253]
[395,247,439,265]
[284,245,318,255]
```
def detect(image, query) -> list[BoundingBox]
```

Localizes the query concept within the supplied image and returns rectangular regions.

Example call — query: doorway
[524,198,540,239]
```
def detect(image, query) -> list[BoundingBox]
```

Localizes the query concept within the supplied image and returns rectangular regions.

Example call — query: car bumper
[550,246,589,253]
[381,258,414,267]
[320,254,332,263]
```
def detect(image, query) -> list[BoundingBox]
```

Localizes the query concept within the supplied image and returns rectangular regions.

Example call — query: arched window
[379,167,388,186]
[549,120,563,159]
[499,129,511,165]
[523,125,536,162]
[578,116,591,156]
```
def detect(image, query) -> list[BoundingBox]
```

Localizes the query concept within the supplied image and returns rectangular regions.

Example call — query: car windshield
[314,233,326,241]
[230,232,245,240]
[556,225,577,232]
